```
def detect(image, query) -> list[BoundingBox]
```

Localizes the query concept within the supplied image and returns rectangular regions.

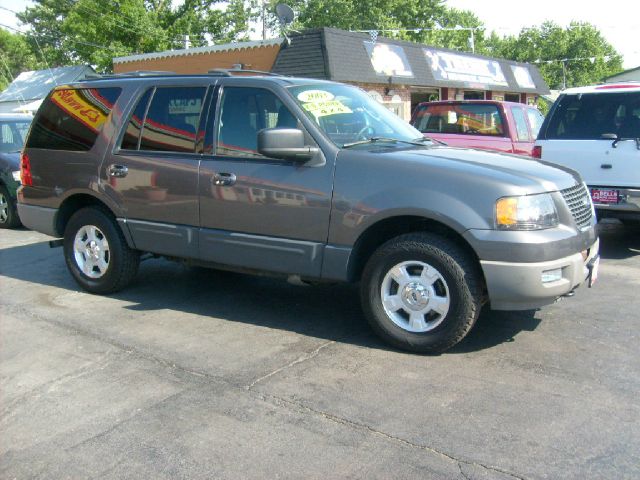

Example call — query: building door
[410,89,440,113]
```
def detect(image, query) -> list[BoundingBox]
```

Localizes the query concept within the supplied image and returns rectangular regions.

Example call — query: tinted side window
[216,87,298,158]
[412,104,504,136]
[511,107,530,142]
[139,87,206,153]
[26,88,121,151]
[546,92,640,140]
[121,89,152,150]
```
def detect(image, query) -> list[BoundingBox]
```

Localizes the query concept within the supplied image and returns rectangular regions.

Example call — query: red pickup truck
[411,100,544,156]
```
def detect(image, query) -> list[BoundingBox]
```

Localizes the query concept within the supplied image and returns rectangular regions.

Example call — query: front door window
[216,87,298,158]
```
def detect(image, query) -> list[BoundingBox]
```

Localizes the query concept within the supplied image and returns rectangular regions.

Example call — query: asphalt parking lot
[1,221,638,479]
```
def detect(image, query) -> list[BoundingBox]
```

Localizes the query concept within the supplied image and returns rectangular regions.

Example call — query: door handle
[108,164,128,178]
[213,172,236,186]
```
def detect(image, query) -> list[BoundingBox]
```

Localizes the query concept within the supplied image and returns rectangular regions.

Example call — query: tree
[264,0,487,52]
[0,29,41,90]
[486,21,623,89]
[16,0,259,72]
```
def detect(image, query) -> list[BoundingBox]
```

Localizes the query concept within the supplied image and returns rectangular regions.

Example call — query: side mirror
[258,128,319,162]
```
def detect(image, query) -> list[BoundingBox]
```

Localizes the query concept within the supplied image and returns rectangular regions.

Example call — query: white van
[534,83,640,222]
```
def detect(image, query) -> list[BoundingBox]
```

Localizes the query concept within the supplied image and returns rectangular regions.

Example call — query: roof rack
[86,70,177,80]
[207,68,281,77]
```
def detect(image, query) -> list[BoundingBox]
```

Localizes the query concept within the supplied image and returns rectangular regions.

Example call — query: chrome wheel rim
[0,192,7,223]
[73,225,110,278]
[380,260,450,333]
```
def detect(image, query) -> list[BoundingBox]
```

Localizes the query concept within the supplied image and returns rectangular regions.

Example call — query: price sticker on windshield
[297,90,335,102]
[302,100,352,118]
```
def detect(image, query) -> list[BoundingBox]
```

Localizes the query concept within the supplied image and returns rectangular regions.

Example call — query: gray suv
[18,72,599,353]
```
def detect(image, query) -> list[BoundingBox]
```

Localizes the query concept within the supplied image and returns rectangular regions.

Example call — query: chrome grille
[561,183,593,230]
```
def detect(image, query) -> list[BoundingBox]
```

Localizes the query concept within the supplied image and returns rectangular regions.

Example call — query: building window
[505,93,520,103]
[463,90,485,100]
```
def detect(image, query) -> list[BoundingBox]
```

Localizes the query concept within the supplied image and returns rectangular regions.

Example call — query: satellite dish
[275,3,295,27]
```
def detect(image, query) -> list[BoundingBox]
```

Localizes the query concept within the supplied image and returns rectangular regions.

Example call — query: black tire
[360,233,483,354]
[0,184,21,229]
[63,207,139,294]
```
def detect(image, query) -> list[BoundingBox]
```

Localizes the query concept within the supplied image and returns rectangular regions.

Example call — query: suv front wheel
[63,207,140,294]
[361,233,483,353]
[0,185,21,229]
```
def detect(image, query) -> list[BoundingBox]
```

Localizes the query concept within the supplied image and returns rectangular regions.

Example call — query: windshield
[288,84,423,148]
[0,120,31,153]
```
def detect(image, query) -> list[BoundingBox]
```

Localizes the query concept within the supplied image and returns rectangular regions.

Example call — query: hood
[374,145,582,192]
[0,151,21,172]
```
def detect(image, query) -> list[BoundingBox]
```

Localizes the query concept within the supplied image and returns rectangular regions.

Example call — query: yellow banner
[50,89,108,132]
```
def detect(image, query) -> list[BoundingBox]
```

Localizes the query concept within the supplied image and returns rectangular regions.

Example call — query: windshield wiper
[412,136,447,146]
[343,137,432,148]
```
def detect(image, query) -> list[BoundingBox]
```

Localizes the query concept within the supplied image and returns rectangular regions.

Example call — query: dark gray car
[0,113,32,228]
[17,72,599,353]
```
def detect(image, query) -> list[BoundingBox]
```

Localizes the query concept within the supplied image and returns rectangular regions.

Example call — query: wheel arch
[347,215,485,287]
[54,192,132,247]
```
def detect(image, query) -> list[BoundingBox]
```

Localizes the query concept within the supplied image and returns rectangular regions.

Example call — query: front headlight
[12,170,21,182]
[495,193,558,230]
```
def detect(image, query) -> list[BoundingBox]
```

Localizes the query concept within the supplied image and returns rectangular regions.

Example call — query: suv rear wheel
[361,233,483,353]
[63,207,139,294]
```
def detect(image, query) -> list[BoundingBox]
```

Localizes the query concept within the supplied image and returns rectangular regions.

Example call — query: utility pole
[561,59,567,90]
[262,0,266,40]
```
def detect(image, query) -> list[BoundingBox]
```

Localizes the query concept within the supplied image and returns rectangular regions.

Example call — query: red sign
[591,188,619,204]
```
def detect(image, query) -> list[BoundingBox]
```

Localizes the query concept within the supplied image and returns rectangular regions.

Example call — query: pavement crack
[458,462,472,480]
[245,340,336,389]
[3,303,526,479]
[66,388,189,452]
[254,390,527,480]
[1,303,229,386]
[0,351,115,422]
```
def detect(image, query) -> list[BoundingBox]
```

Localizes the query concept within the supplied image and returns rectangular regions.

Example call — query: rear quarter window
[412,103,505,136]
[26,87,122,151]
[511,107,531,142]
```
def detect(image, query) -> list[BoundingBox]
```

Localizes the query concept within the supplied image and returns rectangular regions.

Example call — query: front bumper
[479,237,599,311]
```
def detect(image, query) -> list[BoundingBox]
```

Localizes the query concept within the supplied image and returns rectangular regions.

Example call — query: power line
[3,2,227,48]
[1,3,170,45]
[0,21,59,89]
[66,0,172,43]
[0,22,116,52]
[533,56,615,64]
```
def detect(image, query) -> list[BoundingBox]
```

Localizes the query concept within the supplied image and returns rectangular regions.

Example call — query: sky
[446,0,640,68]
[1,0,639,69]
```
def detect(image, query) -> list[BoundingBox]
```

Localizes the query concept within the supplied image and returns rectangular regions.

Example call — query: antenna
[275,3,295,27]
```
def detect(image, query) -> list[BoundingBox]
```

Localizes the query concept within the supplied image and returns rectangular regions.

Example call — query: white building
[0,65,95,114]
[603,66,640,83]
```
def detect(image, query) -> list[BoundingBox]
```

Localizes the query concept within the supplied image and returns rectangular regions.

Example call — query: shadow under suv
[18,71,599,353]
